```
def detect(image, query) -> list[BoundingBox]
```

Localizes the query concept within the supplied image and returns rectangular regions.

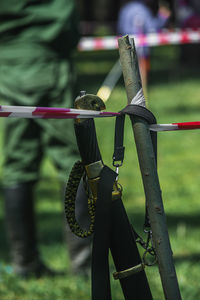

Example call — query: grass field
[1,44,200,299]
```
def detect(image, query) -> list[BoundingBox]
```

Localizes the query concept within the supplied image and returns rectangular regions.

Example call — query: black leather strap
[112,114,125,166]
[91,105,157,300]
[92,166,117,300]
[123,105,157,164]
[121,104,157,124]
[113,104,157,167]
[113,104,157,231]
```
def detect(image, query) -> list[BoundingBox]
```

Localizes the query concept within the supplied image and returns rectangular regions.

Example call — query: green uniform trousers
[0,51,79,186]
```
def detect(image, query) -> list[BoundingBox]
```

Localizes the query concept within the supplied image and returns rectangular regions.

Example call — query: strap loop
[113,104,157,169]
[113,263,145,280]
[121,104,157,124]
[113,114,125,167]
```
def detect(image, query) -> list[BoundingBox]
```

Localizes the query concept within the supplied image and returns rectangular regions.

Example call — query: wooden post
[118,35,182,300]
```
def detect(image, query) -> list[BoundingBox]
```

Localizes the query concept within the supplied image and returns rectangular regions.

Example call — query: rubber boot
[4,183,57,278]
[65,180,92,276]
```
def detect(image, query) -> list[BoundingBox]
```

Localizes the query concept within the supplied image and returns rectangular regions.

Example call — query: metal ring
[142,249,157,267]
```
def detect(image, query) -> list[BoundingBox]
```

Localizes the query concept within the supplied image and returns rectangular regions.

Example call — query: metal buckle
[113,159,123,168]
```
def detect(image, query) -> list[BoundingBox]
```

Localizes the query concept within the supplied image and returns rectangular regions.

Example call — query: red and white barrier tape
[78,29,200,51]
[0,105,119,119]
[1,105,200,132]
[150,122,200,132]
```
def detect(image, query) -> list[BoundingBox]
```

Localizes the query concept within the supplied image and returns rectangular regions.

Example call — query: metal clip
[115,166,119,175]
[115,166,119,181]
[142,229,157,266]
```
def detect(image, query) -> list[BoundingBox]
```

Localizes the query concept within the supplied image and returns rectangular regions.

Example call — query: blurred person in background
[117,0,171,95]
[0,0,91,278]
[175,0,200,64]
[175,0,200,29]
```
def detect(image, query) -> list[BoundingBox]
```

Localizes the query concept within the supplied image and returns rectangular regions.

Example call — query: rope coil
[64,160,96,238]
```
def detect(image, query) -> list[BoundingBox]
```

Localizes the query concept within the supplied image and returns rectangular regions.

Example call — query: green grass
[1,45,200,299]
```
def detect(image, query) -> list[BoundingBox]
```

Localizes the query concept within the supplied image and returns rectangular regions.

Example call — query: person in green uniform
[0,0,91,277]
